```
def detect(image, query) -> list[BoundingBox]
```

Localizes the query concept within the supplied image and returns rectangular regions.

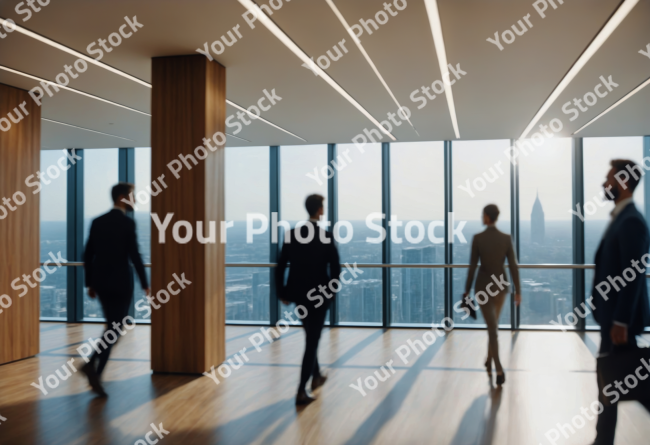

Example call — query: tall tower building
[401,246,440,323]
[531,190,545,245]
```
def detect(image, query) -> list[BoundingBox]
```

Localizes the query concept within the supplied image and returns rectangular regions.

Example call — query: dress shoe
[295,391,316,406]
[311,374,328,391]
[81,363,107,397]
[496,372,506,386]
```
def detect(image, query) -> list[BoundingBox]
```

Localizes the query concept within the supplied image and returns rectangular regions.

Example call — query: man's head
[603,159,641,202]
[112,182,135,210]
[305,194,325,219]
[483,204,499,225]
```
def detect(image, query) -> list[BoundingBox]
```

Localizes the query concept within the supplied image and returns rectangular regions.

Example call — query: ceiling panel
[0,0,648,149]
[536,0,650,137]
[439,0,622,139]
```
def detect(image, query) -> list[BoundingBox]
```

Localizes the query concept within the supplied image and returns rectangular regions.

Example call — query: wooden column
[0,83,41,365]
[150,55,226,374]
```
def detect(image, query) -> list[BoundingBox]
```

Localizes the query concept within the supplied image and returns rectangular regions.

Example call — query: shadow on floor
[450,386,503,445]
[0,372,199,445]
[343,333,449,445]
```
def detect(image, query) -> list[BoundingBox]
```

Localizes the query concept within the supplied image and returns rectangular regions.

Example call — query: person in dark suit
[592,159,650,445]
[82,182,150,396]
[275,194,341,405]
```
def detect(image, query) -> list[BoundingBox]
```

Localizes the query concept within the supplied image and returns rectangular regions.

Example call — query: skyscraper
[400,245,442,323]
[531,190,545,245]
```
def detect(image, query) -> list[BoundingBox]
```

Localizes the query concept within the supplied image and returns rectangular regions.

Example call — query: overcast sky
[41,137,645,224]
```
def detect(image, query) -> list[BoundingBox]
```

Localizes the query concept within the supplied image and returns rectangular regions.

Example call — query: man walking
[592,159,650,444]
[82,182,150,396]
[275,194,341,405]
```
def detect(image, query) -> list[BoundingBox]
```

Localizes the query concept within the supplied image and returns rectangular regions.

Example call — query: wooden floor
[1,324,649,445]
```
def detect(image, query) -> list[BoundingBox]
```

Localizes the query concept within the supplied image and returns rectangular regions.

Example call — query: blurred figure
[82,182,150,396]
[275,194,341,405]
[463,204,521,386]
[591,160,650,445]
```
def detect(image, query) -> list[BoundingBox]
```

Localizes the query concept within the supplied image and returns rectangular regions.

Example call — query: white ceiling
[0,0,648,149]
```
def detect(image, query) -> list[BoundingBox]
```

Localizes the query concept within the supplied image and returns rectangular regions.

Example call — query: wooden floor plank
[0,323,649,444]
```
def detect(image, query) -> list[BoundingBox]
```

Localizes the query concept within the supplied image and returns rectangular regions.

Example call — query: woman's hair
[483,204,500,223]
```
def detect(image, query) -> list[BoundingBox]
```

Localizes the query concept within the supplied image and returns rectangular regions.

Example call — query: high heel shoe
[496,372,506,386]
[484,360,492,376]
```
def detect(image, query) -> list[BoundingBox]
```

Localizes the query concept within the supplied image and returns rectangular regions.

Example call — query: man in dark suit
[592,159,650,445]
[276,194,341,405]
[82,182,150,396]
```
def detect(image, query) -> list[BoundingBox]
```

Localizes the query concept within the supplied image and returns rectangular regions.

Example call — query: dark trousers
[595,331,650,445]
[298,305,328,392]
[89,293,131,377]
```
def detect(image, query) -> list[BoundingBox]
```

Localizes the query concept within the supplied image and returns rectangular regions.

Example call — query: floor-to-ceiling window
[583,137,645,327]
[390,141,445,325]
[40,138,648,330]
[337,143,382,325]
[83,148,119,319]
[40,150,68,319]
[225,146,270,323]
[453,140,511,327]
[279,144,329,323]
[518,138,573,327]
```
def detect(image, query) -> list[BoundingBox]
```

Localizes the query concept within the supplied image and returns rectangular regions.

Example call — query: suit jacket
[83,208,148,301]
[465,226,520,296]
[592,203,650,335]
[275,221,341,308]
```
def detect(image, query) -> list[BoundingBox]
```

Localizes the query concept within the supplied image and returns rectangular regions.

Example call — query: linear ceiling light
[42,118,135,141]
[227,99,306,141]
[237,0,396,141]
[519,0,639,140]
[573,75,650,135]
[2,19,306,142]
[423,0,460,139]
[326,0,418,136]
[0,64,150,116]
[0,17,151,88]
[226,132,252,143]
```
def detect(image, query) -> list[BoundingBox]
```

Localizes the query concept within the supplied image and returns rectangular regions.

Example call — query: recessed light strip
[519,0,639,140]
[4,17,307,143]
[325,0,418,136]
[423,0,460,139]
[226,132,252,143]
[226,99,306,141]
[237,0,396,141]
[0,17,151,88]
[573,75,650,135]
[0,64,151,116]
[42,118,135,141]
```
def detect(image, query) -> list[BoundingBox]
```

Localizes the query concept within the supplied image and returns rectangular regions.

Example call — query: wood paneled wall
[150,56,226,374]
[0,83,41,365]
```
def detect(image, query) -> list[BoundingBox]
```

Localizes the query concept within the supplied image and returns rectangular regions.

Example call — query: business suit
[83,208,148,376]
[275,221,341,392]
[591,201,650,444]
[464,225,520,374]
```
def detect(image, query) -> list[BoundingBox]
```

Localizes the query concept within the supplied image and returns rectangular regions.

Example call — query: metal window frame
[328,143,339,326]
[510,141,520,330]
[572,138,586,331]
[66,149,84,322]
[444,141,453,322]
[269,146,281,325]
[381,142,391,327]
[643,136,650,221]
